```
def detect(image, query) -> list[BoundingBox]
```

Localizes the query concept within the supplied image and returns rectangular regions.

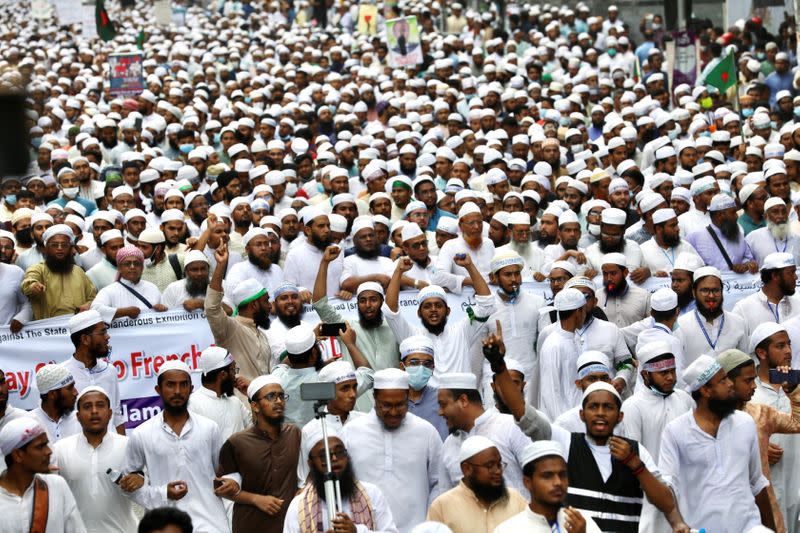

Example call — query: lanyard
[766,301,781,322]
[653,323,672,335]
[577,316,594,338]
[659,246,675,267]
[694,310,725,349]
[774,238,788,253]
[549,520,561,533]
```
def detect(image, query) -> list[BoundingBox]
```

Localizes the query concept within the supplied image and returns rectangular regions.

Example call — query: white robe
[639,237,703,274]
[675,310,748,368]
[188,387,251,442]
[224,260,285,295]
[433,236,495,294]
[731,289,800,343]
[91,278,163,324]
[284,241,343,297]
[0,474,87,533]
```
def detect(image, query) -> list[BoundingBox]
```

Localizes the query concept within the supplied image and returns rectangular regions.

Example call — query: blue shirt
[427,207,456,232]
[686,224,754,271]
[765,71,794,106]
[408,386,447,440]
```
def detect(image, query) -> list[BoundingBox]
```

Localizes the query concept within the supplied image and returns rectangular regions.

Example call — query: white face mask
[62,187,80,199]
[588,223,601,236]
[570,144,583,154]
[285,182,298,197]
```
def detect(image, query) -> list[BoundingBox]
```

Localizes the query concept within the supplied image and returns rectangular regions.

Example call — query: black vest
[567,433,644,533]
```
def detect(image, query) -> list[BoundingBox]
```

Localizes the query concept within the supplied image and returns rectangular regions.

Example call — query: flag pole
[731,53,748,143]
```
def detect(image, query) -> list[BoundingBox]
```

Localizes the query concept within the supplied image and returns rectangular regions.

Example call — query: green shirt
[738,212,766,236]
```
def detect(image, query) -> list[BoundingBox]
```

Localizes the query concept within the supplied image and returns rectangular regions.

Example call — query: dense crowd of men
[0,0,799,531]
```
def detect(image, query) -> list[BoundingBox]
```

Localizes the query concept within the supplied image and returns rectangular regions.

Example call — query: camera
[301,381,337,402]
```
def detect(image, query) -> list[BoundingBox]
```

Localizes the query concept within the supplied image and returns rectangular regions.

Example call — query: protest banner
[385,16,422,68]
[357,3,378,35]
[108,52,144,97]
[54,0,82,25]
[30,0,52,20]
[80,1,97,39]
[153,0,171,26]
[670,30,698,88]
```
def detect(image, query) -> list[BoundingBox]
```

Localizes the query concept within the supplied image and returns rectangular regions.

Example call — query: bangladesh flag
[96,0,117,42]
[136,29,145,50]
[705,53,736,93]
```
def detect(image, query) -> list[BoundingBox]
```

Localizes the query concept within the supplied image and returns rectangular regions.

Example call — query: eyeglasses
[311,446,348,461]
[467,460,507,472]
[47,242,72,249]
[257,392,288,403]
[407,240,428,250]
[90,328,109,336]
[697,287,722,295]
[119,261,144,268]
[404,358,435,369]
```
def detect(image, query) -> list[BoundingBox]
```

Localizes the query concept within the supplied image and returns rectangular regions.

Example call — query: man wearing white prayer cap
[552,351,616,434]
[225,226,285,298]
[342,367,443,532]
[52,385,139,532]
[31,364,80,443]
[542,208,593,278]
[640,208,704,276]
[340,215,394,293]
[433,201,495,294]
[188,346,251,442]
[675,265,748,365]
[685,193,758,273]
[395,335,447,440]
[660,354,770,532]
[124,358,234,533]
[384,253,495,382]
[583,207,644,276]
[436,371,531,498]
[496,212,546,279]
[161,249,211,310]
[428,435,527,532]
[670,252,705,315]
[284,207,344,298]
[85,228,125,290]
[0,417,88,533]
[62,309,126,433]
[594,252,651,328]
[494,441,602,533]
[745,196,800,267]
[398,222,436,286]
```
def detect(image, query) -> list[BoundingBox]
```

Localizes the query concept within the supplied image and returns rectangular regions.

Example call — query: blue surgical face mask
[699,131,711,138]
[406,365,433,391]
[4,194,16,206]
[607,48,617,57]
[179,143,194,154]
[742,108,754,118]
[771,121,778,129]
[213,132,221,144]
[794,106,800,117]
[31,138,42,149]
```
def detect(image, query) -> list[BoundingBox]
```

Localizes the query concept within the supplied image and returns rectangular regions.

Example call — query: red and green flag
[136,29,145,50]
[96,0,117,42]
[705,53,736,93]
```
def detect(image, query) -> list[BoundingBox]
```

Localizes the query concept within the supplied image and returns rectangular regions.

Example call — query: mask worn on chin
[588,223,601,236]
[62,187,80,199]
[4,194,16,206]
[406,365,433,391]
[649,385,673,397]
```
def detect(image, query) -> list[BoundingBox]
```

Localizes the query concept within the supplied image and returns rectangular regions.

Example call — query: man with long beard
[228,197,253,255]
[15,211,53,271]
[284,427,396,533]
[747,197,800,266]
[285,208,344,298]
[226,227,285,294]
[543,210,595,278]
[734,253,800,341]
[428,436,528,533]
[496,212,545,280]
[218,375,302,533]
[123,360,236,533]
[534,208,560,251]
[584,208,644,279]
[21,224,96,321]
[264,282,315,368]
[340,216,394,293]
[595,252,650,328]
[686,194,758,273]
[640,209,703,277]
[434,202,495,294]
[162,250,211,310]
[660,355,775,531]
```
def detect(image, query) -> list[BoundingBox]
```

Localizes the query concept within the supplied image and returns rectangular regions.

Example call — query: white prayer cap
[693,266,721,282]
[652,208,677,225]
[749,322,787,354]
[490,251,524,274]
[674,253,704,273]
[111,185,135,199]
[138,228,165,244]
[576,351,610,372]
[581,381,621,404]
[638,193,666,214]
[160,209,185,223]
[247,374,284,401]
[565,276,597,293]
[637,341,673,366]
[458,435,497,463]
[76,385,110,404]
[36,364,74,394]
[31,212,54,226]
[243,228,268,248]
[351,215,374,236]
[550,260,578,277]
[230,279,267,311]
[331,193,356,207]
[601,208,626,225]
[157,359,191,378]
[558,210,579,226]
[200,346,234,375]
[708,194,736,212]
[602,253,627,267]
[318,360,357,384]
[761,252,796,271]
[123,209,146,223]
[520,440,565,468]
[671,187,692,204]
[608,178,629,195]
[554,288,585,311]
[651,288,678,312]
[374,368,409,390]
[485,168,508,185]
[301,418,342,460]
[301,206,327,224]
[399,335,435,359]
[42,224,74,243]
[0,418,46,456]
[67,309,104,334]
[764,197,786,213]
[184,250,209,267]
[437,217,459,235]
[683,354,722,392]
[285,325,317,355]
[439,372,478,390]
[458,202,481,219]
[401,223,424,242]
[329,214,347,233]
[418,284,447,304]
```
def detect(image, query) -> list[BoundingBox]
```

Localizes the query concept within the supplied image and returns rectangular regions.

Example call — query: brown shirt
[218,424,302,533]
[427,480,528,533]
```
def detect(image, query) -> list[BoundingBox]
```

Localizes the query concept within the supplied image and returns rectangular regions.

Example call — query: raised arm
[386,257,412,313]
[338,321,372,370]
[209,243,228,292]
[454,253,490,296]
[313,245,340,303]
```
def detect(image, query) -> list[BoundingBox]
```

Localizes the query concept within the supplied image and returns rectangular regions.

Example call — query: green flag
[136,29,145,50]
[705,53,736,93]
[96,0,117,42]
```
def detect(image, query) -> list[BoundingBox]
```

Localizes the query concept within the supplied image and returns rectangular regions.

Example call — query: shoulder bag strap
[116,281,154,309]
[705,224,734,270]
[168,254,183,280]
[29,477,49,533]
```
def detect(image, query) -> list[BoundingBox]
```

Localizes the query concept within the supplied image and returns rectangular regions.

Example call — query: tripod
[313,400,342,530]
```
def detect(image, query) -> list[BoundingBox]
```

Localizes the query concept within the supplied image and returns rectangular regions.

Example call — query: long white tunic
[61,356,125,428]
[675,310,748,368]
[495,241,546,279]
[52,432,138,533]
[161,280,203,310]
[382,294,495,385]
[30,407,81,443]
[188,387,252,441]
[224,261,285,295]
[124,411,230,533]
[85,259,117,291]
[659,411,768,533]
[342,411,441,533]
[433,236,495,294]
[283,480,398,533]
[677,208,711,237]
[92,278,163,324]
[0,474,87,533]
[542,243,591,276]
[537,326,581,420]
[494,507,603,533]
[284,241,343,297]
[639,237,703,274]
[746,226,800,266]
[731,289,800,343]
[341,254,394,285]
[0,263,30,326]
[438,409,531,497]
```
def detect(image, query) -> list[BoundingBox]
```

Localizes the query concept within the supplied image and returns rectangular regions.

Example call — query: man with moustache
[434,202,495,294]
[123,360,237,533]
[640,209,703,277]
[398,223,436,286]
[671,253,705,315]
[534,207,561,251]
[217,375,301,533]
[733,253,800,341]
[31,364,81,443]
[86,229,125,290]
[496,212,545,280]
[265,282,315,368]
[226,227,285,294]
[428,436,528,533]
[340,216,394,293]
[686,194,758,273]
[584,208,644,277]
[284,208,344,298]
[162,250,211,310]
[595,253,650,328]
[747,198,800,265]
[15,211,53,271]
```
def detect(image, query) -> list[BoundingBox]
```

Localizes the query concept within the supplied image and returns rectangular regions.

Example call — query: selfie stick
[313,400,342,528]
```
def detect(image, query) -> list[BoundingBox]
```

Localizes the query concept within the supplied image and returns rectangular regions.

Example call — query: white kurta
[91,278,163,324]
[675,310,748,368]
[224,261,285,295]
[542,243,591,276]
[342,411,442,533]
[433,236,495,294]
[731,289,800,343]
[283,480,398,533]
[161,280,204,310]
[61,356,125,428]
[340,254,394,285]
[52,432,138,533]
[659,411,768,533]
[0,474,87,533]
[188,387,252,441]
[677,208,711,237]
[124,411,230,533]
[595,285,651,329]
[494,507,603,533]
[495,241,546,279]
[584,239,644,273]
[284,241,343,297]
[746,226,800,266]
[438,409,531,497]
[0,263,29,326]
[537,326,581,420]
[382,294,495,385]
[85,260,118,291]
[639,238,703,274]
[30,407,81,443]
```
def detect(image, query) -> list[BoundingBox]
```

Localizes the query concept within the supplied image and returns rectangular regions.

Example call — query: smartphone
[213,479,223,489]
[319,322,346,337]
[768,368,800,385]
[455,253,467,260]
[300,381,337,401]
[134,117,142,131]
